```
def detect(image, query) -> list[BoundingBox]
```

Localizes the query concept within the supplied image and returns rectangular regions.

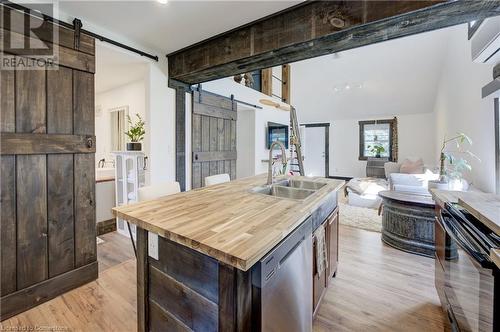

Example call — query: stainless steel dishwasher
[252,217,313,332]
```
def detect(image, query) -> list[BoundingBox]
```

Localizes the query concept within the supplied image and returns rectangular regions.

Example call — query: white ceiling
[95,42,149,93]
[292,25,459,122]
[55,1,300,54]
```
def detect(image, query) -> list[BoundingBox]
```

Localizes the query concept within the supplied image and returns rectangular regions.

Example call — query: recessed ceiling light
[157,0,168,4]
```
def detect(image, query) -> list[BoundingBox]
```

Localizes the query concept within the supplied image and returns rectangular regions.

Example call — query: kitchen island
[112,175,344,331]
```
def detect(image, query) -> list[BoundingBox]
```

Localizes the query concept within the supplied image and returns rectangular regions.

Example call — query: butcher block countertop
[431,189,500,236]
[112,175,344,271]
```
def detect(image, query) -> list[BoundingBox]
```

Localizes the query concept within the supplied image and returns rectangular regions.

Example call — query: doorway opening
[94,41,149,271]
[301,123,329,178]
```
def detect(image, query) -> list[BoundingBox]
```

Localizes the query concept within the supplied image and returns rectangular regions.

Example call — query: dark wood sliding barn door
[192,89,237,189]
[0,6,97,320]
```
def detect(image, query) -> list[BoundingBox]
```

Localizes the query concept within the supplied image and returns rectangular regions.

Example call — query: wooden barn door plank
[200,115,210,187]
[192,114,202,189]
[15,68,46,133]
[47,67,73,134]
[209,117,218,176]
[14,64,48,290]
[1,156,16,295]
[230,117,236,180]
[16,155,48,289]
[73,70,95,135]
[46,66,75,276]
[1,69,15,132]
[47,155,74,276]
[0,68,16,296]
[74,154,96,267]
[73,70,96,268]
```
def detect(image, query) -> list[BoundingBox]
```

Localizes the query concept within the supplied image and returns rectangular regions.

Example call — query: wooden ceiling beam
[167,0,500,84]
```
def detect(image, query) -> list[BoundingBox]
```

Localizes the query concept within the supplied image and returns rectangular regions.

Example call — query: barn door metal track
[1,0,159,61]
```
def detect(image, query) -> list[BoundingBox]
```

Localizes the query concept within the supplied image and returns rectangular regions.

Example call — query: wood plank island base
[112,175,344,331]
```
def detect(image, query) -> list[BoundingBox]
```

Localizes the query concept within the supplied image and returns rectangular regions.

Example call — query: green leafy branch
[125,113,146,143]
[367,143,385,156]
[439,132,480,180]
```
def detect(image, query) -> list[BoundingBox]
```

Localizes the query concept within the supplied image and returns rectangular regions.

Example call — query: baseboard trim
[0,261,98,321]
[97,218,117,235]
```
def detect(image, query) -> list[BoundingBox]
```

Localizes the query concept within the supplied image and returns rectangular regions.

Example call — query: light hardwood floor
[314,226,446,331]
[97,231,135,272]
[1,227,446,331]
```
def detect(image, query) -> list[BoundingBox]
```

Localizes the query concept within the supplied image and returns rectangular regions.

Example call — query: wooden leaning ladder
[289,106,305,176]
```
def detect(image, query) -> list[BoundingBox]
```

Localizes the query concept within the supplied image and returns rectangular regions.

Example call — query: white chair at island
[137,182,181,201]
[122,182,181,258]
[205,173,230,186]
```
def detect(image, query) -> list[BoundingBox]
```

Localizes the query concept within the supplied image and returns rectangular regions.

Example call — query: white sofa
[389,170,439,195]
[346,159,439,208]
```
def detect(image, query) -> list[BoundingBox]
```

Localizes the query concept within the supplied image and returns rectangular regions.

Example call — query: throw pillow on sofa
[400,158,424,174]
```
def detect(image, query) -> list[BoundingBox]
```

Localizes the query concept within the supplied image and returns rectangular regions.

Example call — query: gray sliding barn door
[0,6,97,320]
[192,90,237,189]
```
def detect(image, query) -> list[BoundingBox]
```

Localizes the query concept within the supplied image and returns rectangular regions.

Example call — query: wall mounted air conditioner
[473,16,500,98]
[471,16,500,64]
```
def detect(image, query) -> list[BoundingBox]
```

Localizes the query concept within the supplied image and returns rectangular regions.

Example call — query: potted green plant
[125,113,146,151]
[429,132,479,191]
[368,144,385,158]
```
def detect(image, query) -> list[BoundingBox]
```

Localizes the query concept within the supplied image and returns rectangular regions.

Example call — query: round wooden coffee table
[378,190,436,258]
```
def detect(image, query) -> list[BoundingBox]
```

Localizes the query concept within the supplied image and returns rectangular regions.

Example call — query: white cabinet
[112,151,146,239]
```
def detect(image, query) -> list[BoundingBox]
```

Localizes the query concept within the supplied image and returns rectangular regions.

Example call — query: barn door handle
[195,154,198,161]
[86,137,94,148]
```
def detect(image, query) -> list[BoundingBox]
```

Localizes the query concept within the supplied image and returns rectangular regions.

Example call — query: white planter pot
[428,180,449,192]
[448,178,469,191]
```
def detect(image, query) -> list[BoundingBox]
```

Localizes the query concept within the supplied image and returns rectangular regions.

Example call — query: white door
[303,126,326,177]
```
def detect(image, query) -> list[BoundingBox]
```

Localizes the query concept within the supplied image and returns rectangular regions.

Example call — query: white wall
[237,108,256,178]
[147,61,176,185]
[433,25,496,193]
[328,113,436,178]
[95,79,147,163]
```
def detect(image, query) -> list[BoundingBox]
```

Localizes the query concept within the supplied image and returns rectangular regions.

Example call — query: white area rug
[339,202,382,233]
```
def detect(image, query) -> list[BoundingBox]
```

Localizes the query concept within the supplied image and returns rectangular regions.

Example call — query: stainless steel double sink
[250,178,326,201]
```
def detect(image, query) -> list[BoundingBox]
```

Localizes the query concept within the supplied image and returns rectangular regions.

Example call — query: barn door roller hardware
[193,84,263,110]
[2,0,159,62]
[73,18,82,50]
